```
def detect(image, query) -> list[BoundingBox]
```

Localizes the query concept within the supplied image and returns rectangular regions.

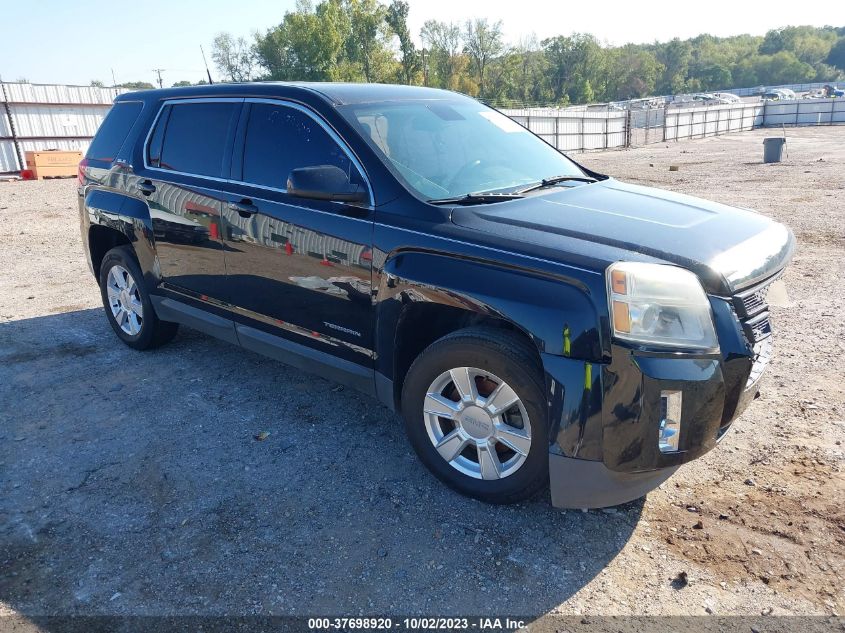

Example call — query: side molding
[151,296,238,344]
[236,324,375,396]
[149,296,376,397]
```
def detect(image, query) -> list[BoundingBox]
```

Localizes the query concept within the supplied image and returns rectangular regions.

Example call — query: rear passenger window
[157,102,239,177]
[241,103,363,190]
[86,101,143,162]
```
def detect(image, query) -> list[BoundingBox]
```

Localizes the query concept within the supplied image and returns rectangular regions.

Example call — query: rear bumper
[549,453,678,509]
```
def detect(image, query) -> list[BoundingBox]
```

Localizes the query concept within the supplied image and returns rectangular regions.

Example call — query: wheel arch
[385,302,537,410]
[88,225,132,279]
[374,249,603,409]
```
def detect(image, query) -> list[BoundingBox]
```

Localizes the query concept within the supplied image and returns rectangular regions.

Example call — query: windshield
[338,99,585,200]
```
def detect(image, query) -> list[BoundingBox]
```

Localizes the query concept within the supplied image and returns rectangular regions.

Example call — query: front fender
[375,249,607,460]
[377,250,603,362]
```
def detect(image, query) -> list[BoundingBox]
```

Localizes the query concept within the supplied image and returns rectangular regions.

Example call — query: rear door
[219,99,375,367]
[137,99,242,300]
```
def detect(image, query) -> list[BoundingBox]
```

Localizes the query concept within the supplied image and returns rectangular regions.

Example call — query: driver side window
[240,102,364,191]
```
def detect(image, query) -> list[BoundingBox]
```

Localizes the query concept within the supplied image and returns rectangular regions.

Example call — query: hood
[450,179,795,294]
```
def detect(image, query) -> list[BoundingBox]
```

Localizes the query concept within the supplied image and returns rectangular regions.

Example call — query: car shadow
[0,309,643,621]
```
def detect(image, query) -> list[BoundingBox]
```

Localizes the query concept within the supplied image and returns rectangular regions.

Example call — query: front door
[138,99,242,300]
[220,100,374,367]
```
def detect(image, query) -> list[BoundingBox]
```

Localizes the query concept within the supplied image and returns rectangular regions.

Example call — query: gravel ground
[1,127,843,621]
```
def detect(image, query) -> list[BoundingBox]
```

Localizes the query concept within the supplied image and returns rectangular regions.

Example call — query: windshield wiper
[427,192,525,206]
[516,175,597,194]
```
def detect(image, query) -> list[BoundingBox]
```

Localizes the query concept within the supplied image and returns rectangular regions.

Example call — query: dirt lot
[1,127,843,621]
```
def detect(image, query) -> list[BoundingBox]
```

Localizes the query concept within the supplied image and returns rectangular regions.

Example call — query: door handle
[228,199,258,218]
[136,180,156,196]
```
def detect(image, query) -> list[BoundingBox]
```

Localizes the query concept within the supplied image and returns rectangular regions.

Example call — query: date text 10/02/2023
[307,617,527,630]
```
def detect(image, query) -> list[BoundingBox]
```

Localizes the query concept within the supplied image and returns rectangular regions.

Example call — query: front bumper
[542,294,765,508]
[549,453,679,509]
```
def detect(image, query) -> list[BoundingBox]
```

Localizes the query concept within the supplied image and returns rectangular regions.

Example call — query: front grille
[744,311,773,343]
[732,276,779,389]
[733,273,781,319]
[739,289,767,317]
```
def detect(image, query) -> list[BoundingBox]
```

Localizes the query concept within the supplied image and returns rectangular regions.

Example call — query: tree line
[97,1,845,105]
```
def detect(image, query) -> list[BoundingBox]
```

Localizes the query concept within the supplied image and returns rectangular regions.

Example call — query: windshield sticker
[426,103,465,120]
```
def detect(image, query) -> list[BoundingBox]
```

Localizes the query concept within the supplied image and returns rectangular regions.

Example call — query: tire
[401,327,549,505]
[99,246,178,350]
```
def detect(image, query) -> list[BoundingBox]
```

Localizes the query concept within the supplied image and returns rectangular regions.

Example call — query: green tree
[172,80,193,87]
[656,38,692,94]
[572,77,594,103]
[211,32,255,81]
[202,12,844,105]
[606,45,662,100]
[483,49,520,104]
[698,63,732,90]
[827,37,845,71]
[753,50,815,85]
[761,26,837,64]
[760,27,793,55]
[731,58,759,88]
[385,0,419,84]
[118,81,155,90]
[254,0,349,81]
[543,34,606,103]
[90,80,105,88]
[346,0,392,82]
[463,19,504,98]
[420,20,463,89]
[509,35,550,104]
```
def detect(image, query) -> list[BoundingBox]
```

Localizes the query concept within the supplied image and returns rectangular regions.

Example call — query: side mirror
[287,165,367,204]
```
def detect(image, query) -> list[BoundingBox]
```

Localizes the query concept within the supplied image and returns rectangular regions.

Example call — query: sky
[1,0,843,87]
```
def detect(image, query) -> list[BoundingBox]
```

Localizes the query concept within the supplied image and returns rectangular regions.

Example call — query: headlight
[607,262,718,351]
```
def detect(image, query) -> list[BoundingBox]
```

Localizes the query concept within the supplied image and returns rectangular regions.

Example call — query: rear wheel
[99,246,178,350]
[401,328,549,505]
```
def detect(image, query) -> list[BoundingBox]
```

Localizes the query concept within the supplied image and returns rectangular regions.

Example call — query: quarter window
[86,101,143,162]
[156,102,239,177]
[240,103,364,190]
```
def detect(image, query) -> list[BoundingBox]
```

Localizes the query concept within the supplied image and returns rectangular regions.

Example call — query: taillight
[78,158,89,185]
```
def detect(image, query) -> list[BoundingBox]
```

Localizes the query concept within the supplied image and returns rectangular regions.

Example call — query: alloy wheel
[423,367,532,480]
[106,265,144,336]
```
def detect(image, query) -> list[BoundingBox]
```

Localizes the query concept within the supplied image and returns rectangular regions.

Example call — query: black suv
[78,83,794,509]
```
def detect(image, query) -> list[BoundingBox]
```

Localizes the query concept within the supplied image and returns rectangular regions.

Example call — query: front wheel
[99,246,178,350]
[401,328,549,505]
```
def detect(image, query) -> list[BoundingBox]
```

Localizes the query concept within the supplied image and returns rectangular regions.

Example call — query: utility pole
[111,68,117,88]
[152,68,165,89]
